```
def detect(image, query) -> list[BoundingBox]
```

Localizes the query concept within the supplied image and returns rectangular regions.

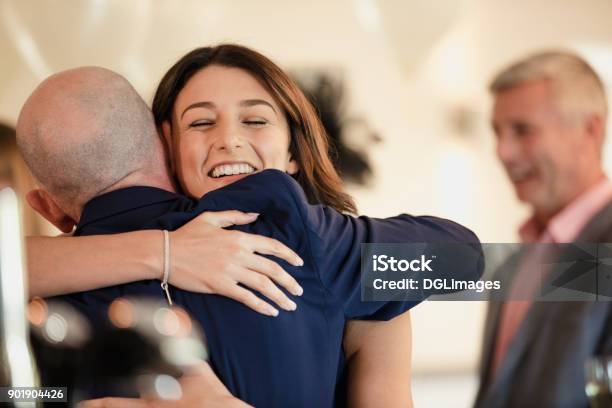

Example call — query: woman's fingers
[242,252,303,296]
[236,269,297,312]
[185,211,304,267]
[196,210,259,228]
[219,280,280,317]
[242,233,304,267]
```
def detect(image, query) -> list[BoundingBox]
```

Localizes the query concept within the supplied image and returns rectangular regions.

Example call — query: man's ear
[26,189,76,233]
[161,121,176,174]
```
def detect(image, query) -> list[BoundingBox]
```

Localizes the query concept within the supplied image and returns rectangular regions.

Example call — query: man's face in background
[492,79,590,218]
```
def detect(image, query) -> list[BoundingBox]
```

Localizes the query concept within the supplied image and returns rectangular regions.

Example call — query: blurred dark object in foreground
[30,297,207,406]
[292,70,381,185]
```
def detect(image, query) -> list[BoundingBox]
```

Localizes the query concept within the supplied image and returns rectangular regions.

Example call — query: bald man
[18,67,252,406]
[18,68,173,225]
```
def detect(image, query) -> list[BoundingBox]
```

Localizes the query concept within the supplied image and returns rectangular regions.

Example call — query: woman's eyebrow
[181,101,216,119]
[240,99,277,113]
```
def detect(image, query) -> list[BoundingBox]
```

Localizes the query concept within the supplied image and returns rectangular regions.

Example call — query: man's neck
[97,169,177,197]
[63,166,179,225]
[70,170,177,222]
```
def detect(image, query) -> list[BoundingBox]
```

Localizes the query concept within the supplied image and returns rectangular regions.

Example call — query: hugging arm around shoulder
[268,170,482,406]
[268,170,485,319]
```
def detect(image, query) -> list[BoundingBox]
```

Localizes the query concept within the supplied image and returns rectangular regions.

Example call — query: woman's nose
[213,122,243,151]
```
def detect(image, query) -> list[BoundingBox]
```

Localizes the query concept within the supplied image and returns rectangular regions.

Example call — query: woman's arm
[344,312,413,408]
[27,210,304,316]
[27,230,159,297]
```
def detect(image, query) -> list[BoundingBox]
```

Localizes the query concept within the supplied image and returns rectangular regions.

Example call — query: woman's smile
[207,160,259,187]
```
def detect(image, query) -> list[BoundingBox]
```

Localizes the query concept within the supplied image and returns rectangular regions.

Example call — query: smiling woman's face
[170,65,298,198]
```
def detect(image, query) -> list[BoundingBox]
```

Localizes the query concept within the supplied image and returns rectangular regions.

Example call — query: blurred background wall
[1,0,611,406]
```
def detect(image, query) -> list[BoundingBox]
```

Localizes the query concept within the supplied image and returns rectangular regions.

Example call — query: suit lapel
[573,200,612,242]
[476,251,524,404]
[485,299,556,403]
[480,301,502,378]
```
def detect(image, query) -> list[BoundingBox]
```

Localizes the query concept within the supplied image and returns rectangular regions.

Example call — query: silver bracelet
[160,229,173,305]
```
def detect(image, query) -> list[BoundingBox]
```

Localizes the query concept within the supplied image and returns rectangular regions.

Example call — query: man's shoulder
[579,198,612,242]
[76,186,191,235]
[200,170,309,215]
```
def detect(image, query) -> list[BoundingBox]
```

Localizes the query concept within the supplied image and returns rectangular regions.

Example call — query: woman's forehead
[175,65,280,113]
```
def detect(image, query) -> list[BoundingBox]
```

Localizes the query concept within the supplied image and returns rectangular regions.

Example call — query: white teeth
[211,163,255,178]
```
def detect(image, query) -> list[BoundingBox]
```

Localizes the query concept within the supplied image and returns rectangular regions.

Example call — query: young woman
[27,44,482,406]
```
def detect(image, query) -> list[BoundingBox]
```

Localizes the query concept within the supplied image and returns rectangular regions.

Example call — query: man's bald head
[17,67,164,218]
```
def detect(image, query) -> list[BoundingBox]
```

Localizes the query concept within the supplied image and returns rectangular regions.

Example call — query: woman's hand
[169,211,304,316]
[79,362,253,408]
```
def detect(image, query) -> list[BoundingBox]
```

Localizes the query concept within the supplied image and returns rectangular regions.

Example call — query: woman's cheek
[177,141,202,196]
[180,137,201,171]
[256,131,291,169]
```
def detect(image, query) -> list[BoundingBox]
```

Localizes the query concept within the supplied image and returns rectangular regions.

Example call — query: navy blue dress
[57,170,482,407]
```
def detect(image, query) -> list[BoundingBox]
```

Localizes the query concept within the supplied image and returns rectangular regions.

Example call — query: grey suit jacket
[474,201,612,408]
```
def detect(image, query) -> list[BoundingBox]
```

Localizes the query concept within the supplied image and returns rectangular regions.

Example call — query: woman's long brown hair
[152,44,356,214]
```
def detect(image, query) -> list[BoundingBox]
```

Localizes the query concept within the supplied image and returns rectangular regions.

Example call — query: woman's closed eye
[243,118,268,127]
[190,120,215,128]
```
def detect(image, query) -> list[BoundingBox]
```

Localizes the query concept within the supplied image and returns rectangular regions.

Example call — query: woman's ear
[161,121,176,174]
[286,156,299,175]
[26,189,76,233]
